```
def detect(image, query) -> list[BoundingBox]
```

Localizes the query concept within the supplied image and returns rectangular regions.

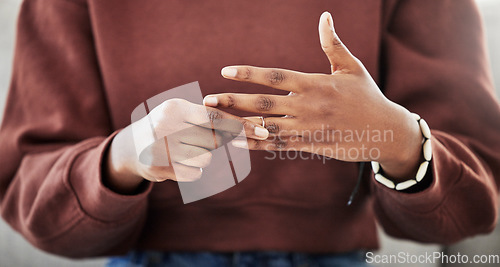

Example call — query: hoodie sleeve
[0,0,151,257]
[372,0,500,244]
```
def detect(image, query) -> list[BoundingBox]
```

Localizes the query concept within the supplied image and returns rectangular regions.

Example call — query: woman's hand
[203,12,423,181]
[105,98,269,194]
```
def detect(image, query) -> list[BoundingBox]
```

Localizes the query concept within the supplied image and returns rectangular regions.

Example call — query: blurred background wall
[0,0,499,266]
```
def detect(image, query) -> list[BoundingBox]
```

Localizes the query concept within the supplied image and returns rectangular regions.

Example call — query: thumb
[319,11,356,72]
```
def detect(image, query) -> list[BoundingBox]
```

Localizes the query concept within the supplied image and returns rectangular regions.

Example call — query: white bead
[419,119,431,139]
[396,179,417,190]
[371,161,380,173]
[423,139,433,161]
[411,113,421,121]
[416,161,430,182]
[375,174,395,189]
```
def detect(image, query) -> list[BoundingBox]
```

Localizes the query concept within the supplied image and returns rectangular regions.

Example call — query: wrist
[378,109,423,182]
[104,127,145,194]
[373,112,432,190]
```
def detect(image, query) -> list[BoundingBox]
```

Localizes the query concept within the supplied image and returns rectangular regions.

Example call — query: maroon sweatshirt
[1,0,499,258]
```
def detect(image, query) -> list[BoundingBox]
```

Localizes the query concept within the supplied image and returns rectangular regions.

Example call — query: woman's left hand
[203,12,423,181]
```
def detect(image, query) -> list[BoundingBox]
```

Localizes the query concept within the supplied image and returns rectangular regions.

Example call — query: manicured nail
[203,96,218,107]
[231,140,248,148]
[221,67,238,78]
[254,126,269,139]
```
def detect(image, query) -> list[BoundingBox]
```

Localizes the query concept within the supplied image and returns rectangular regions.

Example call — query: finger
[143,159,204,182]
[220,65,314,92]
[175,127,223,150]
[185,105,269,140]
[318,11,357,72]
[203,93,296,115]
[168,142,209,164]
[231,136,352,161]
[138,137,213,168]
[172,144,213,168]
[141,165,175,182]
[171,162,204,182]
[244,116,322,138]
[232,136,310,152]
[244,116,299,135]
[138,137,171,167]
[234,135,372,162]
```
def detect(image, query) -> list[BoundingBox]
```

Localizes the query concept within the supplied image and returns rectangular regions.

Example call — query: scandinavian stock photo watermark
[263,125,394,164]
[130,82,396,203]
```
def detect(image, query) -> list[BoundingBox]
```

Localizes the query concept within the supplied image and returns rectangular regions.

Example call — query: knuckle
[321,44,331,52]
[252,140,262,150]
[322,37,343,52]
[274,138,288,149]
[225,94,236,108]
[207,109,223,123]
[265,121,280,134]
[267,70,285,85]
[240,67,252,80]
[255,96,275,111]
[332,37,343,48]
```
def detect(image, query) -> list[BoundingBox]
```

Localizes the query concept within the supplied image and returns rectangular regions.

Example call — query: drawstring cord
[347,162,366,206]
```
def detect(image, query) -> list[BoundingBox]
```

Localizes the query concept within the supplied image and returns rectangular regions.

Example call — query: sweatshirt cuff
[67,131,152,222]
[372,134,462,213]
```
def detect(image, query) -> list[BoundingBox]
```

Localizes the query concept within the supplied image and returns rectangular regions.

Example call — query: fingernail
[231,140,248,148]
[254,126,269,139]
[221,67,238,78]
[203,96,218,107]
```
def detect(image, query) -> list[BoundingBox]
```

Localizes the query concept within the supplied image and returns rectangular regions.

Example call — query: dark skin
[105,12,422,194]
[204,12,423,181]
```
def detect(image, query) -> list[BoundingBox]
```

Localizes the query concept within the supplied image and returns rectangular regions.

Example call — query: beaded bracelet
[371,113,432,191]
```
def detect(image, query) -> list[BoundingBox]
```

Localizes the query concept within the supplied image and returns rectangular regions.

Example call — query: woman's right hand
[104,98,269,194]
